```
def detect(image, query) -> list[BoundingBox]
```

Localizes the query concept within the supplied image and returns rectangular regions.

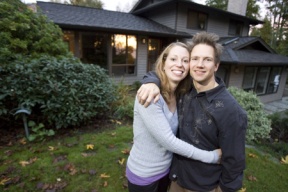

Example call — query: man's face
[189,44,219,85]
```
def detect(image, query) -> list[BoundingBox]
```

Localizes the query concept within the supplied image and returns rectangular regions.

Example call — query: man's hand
[137,83,160,108]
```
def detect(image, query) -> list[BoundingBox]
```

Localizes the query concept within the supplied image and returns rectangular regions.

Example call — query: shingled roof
[219,36,288,65]
[36,1,191,38]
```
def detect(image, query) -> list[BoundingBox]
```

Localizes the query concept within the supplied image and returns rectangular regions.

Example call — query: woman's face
[163,45,190,85]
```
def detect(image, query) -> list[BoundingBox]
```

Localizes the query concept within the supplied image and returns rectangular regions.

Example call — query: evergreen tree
[0,0,70,64]
[251,16,273,45]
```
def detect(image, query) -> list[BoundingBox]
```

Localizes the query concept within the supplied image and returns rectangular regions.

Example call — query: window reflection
[242,66,282,95]
[112,34,137,76]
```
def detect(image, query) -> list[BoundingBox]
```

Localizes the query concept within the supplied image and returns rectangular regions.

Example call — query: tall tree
[65,0,103,9]
[205,0,261,19]
[263,0,288,51]
[250,16,273,45]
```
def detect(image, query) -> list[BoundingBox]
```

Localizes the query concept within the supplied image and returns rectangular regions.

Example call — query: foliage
[250,16,273,46]
[263,0,288,52]
[228,87,271,143]
[110,81,135,120]
[268,110,288,141]
[65,0,103,9]
[0,55,116,129]
[205,0,260,19]
[0,0,70,65]
[27,121,55,142]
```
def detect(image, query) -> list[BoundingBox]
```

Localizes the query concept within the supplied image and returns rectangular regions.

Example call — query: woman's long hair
[155,42,192,103]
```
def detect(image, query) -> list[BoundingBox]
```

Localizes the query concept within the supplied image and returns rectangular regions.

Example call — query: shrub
[228,87,271,143]
[110,82,135,120]
[0,55,116,129]
[268,110,288,142]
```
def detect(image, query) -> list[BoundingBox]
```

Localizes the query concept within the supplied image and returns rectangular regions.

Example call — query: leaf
[19,161,30,167]
[281,155,288,164]
[248,153,258,158]
[118,158,125,165]
[86,144,94,150]
[0,178,11,185]
[19,138,27,145]
[48,146,55,151]
[239,187,246,192]
[121,149,130,155]
[247,174,257,181]
[100,173,110,178]
[110,132,116,136]
[103,181,108,187]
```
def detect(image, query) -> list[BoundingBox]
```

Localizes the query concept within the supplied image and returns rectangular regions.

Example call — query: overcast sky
[21,0,205,11]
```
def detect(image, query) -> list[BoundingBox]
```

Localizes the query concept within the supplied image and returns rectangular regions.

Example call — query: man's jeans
[169,181,222,192]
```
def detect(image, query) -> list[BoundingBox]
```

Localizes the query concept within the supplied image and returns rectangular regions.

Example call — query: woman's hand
[137,83,160,107]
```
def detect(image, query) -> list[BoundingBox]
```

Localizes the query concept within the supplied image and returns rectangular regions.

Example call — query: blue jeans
[128,174,170,192]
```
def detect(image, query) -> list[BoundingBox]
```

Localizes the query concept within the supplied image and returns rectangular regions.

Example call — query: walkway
[264,84,288,114]
[264,96,288,114]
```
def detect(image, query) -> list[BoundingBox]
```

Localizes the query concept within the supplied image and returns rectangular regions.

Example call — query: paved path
[264,96,288,114]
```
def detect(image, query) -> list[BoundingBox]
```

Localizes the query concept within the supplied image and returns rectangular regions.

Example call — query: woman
[126,42,221,192]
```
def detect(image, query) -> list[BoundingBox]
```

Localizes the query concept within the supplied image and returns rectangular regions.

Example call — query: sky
[21,0,205,11]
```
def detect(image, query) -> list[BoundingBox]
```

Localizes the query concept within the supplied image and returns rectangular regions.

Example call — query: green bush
[0,55,116,129]
[268,110,288,142]
[110,82,135,120]
[0,0,70,65]
[228,87,271,143]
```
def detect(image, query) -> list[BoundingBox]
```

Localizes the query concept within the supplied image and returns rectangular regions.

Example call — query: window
[147,38,161,71]
[187,10,207,30]
[242,67,282,95]
[228,20,243,36]
[111,34,137,76]
[81,32,108,69]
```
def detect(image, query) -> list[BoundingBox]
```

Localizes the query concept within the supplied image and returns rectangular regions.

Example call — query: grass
[1,123,288,192]
[0,124,133,191]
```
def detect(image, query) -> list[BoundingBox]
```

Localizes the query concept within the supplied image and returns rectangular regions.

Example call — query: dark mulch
[0,117,123,146]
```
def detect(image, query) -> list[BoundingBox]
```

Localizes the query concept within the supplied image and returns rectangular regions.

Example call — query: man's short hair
[189,32,223,64]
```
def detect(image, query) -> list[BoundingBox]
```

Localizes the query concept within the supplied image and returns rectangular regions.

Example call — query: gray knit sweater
[127,95,219,178]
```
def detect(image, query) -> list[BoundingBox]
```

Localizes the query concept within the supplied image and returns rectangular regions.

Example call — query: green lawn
[1,124,288,192]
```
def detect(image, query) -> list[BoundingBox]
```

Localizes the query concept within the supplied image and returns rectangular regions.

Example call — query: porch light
[141,38,146,44]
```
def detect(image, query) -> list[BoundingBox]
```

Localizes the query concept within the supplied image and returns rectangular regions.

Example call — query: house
[34,0,288,103]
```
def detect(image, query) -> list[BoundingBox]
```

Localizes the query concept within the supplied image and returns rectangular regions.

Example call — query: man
[137,32,247,192]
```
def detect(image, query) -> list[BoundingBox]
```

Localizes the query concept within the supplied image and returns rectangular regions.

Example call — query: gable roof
[220,37,288,65]
[131,0,263,26]
[36,1,191,38]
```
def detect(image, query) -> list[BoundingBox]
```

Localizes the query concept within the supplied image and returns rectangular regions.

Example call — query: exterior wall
[141,4,177,29]
[259,67,288,103]
[227,65,245,88]
[111,36,148,85]
[176,4,249,37]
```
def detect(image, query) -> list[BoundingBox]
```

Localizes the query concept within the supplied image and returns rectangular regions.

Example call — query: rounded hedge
[0,55,116,129]
[228,86,272,143]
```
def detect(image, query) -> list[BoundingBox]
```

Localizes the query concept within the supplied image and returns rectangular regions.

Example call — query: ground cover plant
[1,120,288,192]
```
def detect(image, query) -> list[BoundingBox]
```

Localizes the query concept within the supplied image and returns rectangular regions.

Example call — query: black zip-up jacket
[142,72,247,192]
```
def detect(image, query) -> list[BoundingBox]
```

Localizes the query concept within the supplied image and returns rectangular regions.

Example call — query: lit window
[111,34,137,76]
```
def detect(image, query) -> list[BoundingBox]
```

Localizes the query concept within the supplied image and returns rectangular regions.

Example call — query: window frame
[111,34,137,76]
[228,19,244,36]
[242,66,283,95]
[187,10,208,30]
